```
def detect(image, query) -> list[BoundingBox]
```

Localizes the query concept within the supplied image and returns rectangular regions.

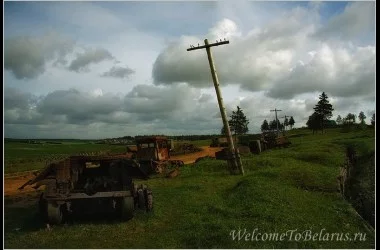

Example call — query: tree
[358,111,366,125]
[269,119,277,131]
[284,117,289,130]
[307,112,322,134]
[313,92,334,133]
[220,125,227,135]
[289,116,295,129]
[261,120,269,132]
[230,106,249,137]
[371,113,375,126]
[279,122,284,131]
[325,120,337,128]
[336,115,342,125]
[345,113,356,125]
[221,106,249,138]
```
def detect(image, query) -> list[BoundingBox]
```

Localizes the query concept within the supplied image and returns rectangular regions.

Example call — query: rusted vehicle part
[170,143,202,156]
[275,136,291,148]
[135,136,171,161]
[237,145,251,154]
[135,136,184,175]
[210,137,239,147]
[261,132,291,150]
[166,168,180,178]
[249,140,262,154]
[134,184,153,211]
[214,148,240,174]
[215,148,230,160]
[20,155,153,225]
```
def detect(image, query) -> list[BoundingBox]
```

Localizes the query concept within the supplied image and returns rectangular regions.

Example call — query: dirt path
[4,174,40,197]
[170,146,223,165]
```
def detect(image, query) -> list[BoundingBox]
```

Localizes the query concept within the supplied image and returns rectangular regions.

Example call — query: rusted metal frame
[45,191,132,200]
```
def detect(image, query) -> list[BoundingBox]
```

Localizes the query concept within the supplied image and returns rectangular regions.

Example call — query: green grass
[4,142,127,174]
[173,139,211,147]
[4,128,375,248]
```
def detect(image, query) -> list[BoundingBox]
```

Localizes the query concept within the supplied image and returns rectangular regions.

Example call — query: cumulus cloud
[124,84,200,115]
[208,18,242,39]
[4,85,222,135]
[68,48,114,72]
[4,84,375,138]
[198,93,213,103]
[4,32,75,79]
[4,32,123,79]
[266,45,376,99]
[101,66,135,79]
[152,4,375,100]
[36,89,124,124]
[152,13,316,91]
[313,2,375,40]
[4,87,34,110]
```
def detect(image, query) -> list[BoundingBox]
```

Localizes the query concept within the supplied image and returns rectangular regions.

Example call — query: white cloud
[68,48,114,72]
[313,2,375,40]
[101,66,135,79]
[4,32,75,79]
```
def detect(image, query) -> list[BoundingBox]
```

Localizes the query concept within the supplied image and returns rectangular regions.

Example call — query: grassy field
[4,128,375,248]
[4,142,127,174]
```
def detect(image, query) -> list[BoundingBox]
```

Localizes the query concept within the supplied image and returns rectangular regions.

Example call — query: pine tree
[230,106,249,139]
[371,113,375,126]
[269,119,277,131]
[307,112,322,134]
[313,92,334,133]
[221,106,249,139]
[289,116,295,129]
[284,117,289,130]
[261,120,269,132]
[358,111,366,124]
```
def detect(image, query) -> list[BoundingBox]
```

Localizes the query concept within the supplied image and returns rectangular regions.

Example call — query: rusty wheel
[38,193,47,219]
[144,189,153,212]
[47,202,63,225]
[137,188,146,210]
[120,196,134,220]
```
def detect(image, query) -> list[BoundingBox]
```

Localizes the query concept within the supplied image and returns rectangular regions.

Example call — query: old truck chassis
[20,155,153,224]
[19,136,186,224]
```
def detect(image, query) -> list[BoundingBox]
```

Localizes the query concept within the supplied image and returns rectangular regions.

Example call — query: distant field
[4,142,127,174]
[4,128,375,248]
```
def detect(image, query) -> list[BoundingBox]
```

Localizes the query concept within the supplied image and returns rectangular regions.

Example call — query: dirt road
[170,146,223,164]
[4,174,39,197]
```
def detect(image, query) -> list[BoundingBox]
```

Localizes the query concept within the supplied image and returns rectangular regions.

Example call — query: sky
[3,1,376,139]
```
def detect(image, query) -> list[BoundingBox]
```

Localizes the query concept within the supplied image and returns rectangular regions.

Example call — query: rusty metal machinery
[20,155,153,225]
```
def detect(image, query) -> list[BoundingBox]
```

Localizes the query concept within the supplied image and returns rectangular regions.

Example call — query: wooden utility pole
[187,38,244,175]
[270,108,282,137]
